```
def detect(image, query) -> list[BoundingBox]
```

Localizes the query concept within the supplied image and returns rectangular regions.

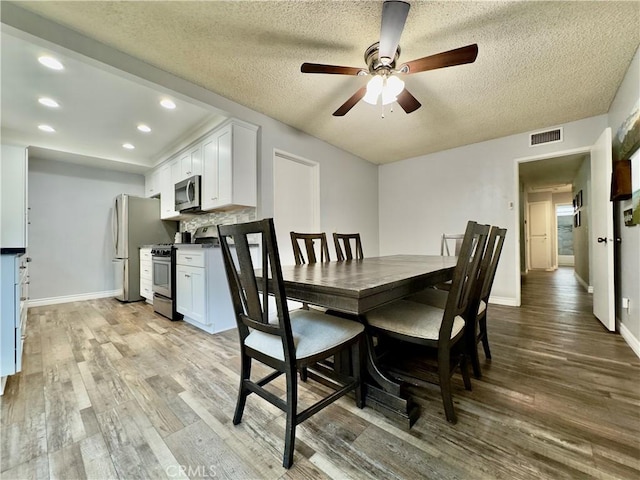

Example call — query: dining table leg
[359,316,420,428]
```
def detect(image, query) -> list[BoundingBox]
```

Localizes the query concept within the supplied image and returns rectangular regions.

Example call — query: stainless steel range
[151,245,182,321]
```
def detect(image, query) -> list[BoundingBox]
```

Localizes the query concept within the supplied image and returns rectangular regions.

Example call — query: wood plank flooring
[2,267,639,479]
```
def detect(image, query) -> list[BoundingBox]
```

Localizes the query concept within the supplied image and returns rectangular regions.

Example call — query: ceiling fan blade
[396,89,421,114]
[301,63,364,75]
[333,87,367,116]
[401,44,479,74]
[378,1,410,65]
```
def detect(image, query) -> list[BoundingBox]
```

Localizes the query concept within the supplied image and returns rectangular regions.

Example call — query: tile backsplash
[180,207,257,235]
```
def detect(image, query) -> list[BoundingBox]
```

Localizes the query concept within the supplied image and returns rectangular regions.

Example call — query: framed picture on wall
[573,197,577,211]
[574,211,581,227]
[577,190,583,208]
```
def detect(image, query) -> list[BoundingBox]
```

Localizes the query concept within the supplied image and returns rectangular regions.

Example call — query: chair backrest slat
[480,227,507,303]
[290,232,330,264]
[333,233,364,261]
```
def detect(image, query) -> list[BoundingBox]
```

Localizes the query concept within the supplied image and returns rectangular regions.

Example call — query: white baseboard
[558,255,575,266]
[619,321,640,359]
[574,272,592,293]
[28,290,121,307]
[488,296,518,307]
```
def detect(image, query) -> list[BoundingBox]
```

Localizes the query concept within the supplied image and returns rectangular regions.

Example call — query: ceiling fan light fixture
[363,74,405,105]
[363,75,384,105]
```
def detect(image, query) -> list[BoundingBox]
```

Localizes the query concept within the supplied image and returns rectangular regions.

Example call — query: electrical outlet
[622,297,630,310]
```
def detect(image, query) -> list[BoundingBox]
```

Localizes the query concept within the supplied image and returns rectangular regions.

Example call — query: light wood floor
[2,268,639,479]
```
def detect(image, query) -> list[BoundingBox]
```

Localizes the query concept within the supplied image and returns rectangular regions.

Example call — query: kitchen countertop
[174,242,260,248]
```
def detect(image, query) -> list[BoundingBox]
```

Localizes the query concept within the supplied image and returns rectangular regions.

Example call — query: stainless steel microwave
[175,175,201,212]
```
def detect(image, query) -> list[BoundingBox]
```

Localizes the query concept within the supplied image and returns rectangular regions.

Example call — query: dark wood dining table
[271,254,457,426]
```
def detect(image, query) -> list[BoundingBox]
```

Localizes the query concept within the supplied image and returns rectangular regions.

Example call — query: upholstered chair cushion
[478,300,487,315]
[366,300,465,340]
[407,288,448,308]
[245,309,363,362]
[408,290,487,316]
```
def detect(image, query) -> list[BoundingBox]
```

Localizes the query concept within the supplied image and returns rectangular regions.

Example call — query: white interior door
[528,201,552,270]
[273,151,319,266]
[590,128,615,331]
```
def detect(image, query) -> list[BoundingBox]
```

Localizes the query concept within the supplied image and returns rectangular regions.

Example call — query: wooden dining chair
[408,226,507,379]
[435,232,465,290]
[441,233,465,256]
[365,221,490,423]
[218,219,364,468]
[333,233,364,261]
[290,232,330,264]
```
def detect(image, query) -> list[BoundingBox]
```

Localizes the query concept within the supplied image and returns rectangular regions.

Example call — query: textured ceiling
[8,0,640,165]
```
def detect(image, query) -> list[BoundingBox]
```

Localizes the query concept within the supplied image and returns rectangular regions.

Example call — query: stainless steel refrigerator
[112,194,177,302]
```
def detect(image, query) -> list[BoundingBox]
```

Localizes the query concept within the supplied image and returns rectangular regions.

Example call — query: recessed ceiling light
[38,56,64,70]
[38,124,55,133]
[160,98,176,109]
[137,124,151,133]
[38,97,60,108]
[122,143,135,150]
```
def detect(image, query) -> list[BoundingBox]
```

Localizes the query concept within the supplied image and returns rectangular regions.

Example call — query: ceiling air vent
[529,127,563,147]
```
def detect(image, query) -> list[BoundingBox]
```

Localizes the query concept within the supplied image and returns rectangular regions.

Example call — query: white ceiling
[1,27,223,174]
[1,1,639,178]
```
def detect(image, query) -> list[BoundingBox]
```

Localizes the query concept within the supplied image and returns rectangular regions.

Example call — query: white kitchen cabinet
[139,247,153,303]
[159,158,180,219]
[174,245,244,334]
[202,121,258,211]
[179,144,202,181]
[145,169,160,198]
[1,145,28,249]
[1,254,28,395]
[176,264,206,324]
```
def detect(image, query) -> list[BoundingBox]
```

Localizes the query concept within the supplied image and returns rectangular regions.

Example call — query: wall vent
[529,127,563,147]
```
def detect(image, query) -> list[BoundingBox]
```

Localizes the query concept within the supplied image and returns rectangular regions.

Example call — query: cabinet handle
[185,256,192,260]
[20,296,27,301]
[19,265,27,269]
[185,274,191,278]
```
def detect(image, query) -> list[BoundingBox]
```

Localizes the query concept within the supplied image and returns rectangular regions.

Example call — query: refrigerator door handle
[112,200,118,255]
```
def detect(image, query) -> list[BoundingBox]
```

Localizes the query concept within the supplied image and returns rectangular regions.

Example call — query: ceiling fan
[300,0,478,117]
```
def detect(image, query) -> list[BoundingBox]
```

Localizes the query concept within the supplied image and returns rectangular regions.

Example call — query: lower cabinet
[139,247,153,303]
[175,246,248,334]
[1,253,28,395]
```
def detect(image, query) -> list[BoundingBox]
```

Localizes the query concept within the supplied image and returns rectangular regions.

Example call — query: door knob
[597,237,607,243]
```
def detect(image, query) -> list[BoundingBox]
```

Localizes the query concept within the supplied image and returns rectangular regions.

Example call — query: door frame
[514,146,591,306]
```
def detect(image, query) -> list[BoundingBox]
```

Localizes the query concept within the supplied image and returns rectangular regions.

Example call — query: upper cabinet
[202,121,258,211]
[1,145,28,250]
[178,144,202,181]
[159,158,180,219]
[146,119,258,216]
[145,168,160,198]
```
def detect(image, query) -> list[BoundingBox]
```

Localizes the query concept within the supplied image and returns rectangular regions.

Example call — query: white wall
[5,8,380,259]
[379,115,608,305]
[572,158,591,288]
[28,158,145,301]
[608,46,640,354]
